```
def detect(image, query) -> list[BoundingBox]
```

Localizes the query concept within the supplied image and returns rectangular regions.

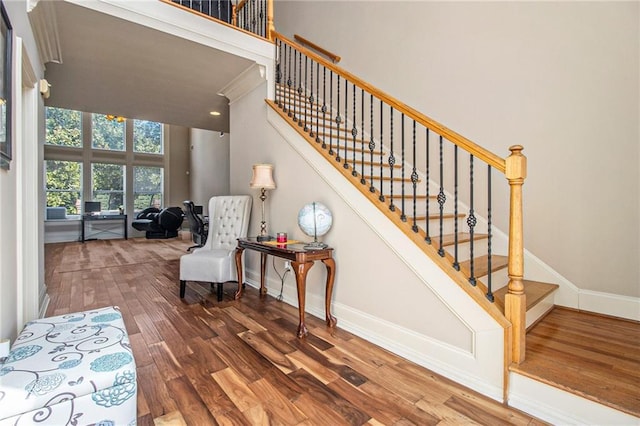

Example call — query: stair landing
[511,307,640,418]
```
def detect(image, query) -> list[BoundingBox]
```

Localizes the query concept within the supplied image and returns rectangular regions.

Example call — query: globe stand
[304,239,328,250]
[301,202,329,250]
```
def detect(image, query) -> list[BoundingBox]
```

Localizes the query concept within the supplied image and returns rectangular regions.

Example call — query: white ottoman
[0,306,137,425]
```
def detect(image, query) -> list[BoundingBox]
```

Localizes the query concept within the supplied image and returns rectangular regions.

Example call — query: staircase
[270,36,560,346]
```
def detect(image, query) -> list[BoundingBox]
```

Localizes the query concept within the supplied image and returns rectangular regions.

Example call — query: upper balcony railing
[165,0,274,40]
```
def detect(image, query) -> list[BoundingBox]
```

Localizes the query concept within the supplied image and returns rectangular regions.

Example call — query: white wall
[0,0,46,340]
[230,82,506,401]
[190,128,230,214]
[167,125,190,208]
[274,1,640,300]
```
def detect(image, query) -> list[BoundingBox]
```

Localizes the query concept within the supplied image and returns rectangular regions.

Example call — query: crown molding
[28,1,63,66]
[217,63,266,104]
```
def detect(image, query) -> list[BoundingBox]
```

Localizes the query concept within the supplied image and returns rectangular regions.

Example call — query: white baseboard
[576,290,640,322]
[509,373,639,425]
[522,237,639,322]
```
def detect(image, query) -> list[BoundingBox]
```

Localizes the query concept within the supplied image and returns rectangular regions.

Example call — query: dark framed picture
[0,1,12,170]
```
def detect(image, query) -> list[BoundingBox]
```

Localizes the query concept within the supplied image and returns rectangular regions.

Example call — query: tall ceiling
[43,1,255,132]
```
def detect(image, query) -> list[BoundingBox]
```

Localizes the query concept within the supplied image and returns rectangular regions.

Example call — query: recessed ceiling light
[210,111,221,116]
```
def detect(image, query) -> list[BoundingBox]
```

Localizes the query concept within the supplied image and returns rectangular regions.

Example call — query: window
[92,163,125,211]
[134,166,163,211]
[45,160,82,214]
[134,119,163,154]
[45,107,82,148]
[92,113,125,151]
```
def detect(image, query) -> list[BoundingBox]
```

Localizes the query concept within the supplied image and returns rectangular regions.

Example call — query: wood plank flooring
[44,237,546,425]
[512,307,640,418]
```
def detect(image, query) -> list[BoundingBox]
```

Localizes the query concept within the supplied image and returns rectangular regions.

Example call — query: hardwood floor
[44,237,546,425]
[513,307,640,418]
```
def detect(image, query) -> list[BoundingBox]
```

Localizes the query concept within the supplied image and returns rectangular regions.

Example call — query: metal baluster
[286,45,292,117]
[274,38,280,106]
[297,50,303,125]
[315,62,320,142]
[369,94,375,193]
[342,78,348,165]
[308,57,314,136]
[468,155,477,286]
[334,75,341,158]
[425,129,431,244]
[411,121,418,232]
[328,71,333,152]
[321,67,327,146]
[251,0,255,33]
[378,101,385,202]
[292,49,297,121]
[400,113,406,221]
[302,55,307,130]
[437,135,446,256]
[453,145,460,270]
[260,0,264,37]
[350,82,357,174]
[360,88,365,183]
[389,107,396,212]
[486,164,494,301]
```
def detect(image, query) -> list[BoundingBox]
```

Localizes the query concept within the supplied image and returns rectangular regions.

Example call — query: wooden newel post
[505,144,527,364]
[231,4,237,27]
[266,0,275,41]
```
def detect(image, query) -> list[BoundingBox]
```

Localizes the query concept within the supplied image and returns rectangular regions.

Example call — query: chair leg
[217,283,223,302]
[180,280,186,298]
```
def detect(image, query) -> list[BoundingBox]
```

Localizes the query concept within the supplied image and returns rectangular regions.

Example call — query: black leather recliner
[131,206,184,239]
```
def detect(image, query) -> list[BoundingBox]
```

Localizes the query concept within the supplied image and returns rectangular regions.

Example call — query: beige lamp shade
[250,163,276,189]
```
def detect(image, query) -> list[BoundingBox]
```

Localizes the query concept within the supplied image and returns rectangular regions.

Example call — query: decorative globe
[297,202,332,240]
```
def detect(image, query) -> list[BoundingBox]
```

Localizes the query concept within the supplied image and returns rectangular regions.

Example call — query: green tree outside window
[92,114,125,151]
[45,107,82,147]
[134,120,163,154]
[45,160,82,214]
[92,163,125,211]
[134,166,163,211]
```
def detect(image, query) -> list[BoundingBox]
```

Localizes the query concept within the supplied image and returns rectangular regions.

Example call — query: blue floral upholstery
[0,306,137,425]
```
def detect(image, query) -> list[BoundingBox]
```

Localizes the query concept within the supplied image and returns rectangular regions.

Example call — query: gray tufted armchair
[179,195,252,301]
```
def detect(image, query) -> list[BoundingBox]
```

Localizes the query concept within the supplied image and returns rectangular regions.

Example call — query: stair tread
[430,232,489,247]
[494,280,560,311]
[458,255,508,278]
[415,213,466,221]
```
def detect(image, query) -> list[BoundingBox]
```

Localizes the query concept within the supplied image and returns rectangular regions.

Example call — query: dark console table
[81,214,128,242]
[235,237,337,338]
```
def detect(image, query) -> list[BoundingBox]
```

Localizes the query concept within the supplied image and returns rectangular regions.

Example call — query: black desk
[81,214,128,242]
[235,237,337,338]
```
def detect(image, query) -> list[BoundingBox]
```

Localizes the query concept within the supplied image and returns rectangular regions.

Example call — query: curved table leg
[234,247,245,299]
[292,260,314,338]
[321,257,337,328]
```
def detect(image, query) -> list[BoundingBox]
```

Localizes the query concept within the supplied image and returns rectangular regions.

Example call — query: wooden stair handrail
[294,34,341,63]
[274,31,506,173]
[236,0,249,12]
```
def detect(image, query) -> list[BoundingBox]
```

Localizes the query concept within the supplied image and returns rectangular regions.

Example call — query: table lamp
[250,163,276,241]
